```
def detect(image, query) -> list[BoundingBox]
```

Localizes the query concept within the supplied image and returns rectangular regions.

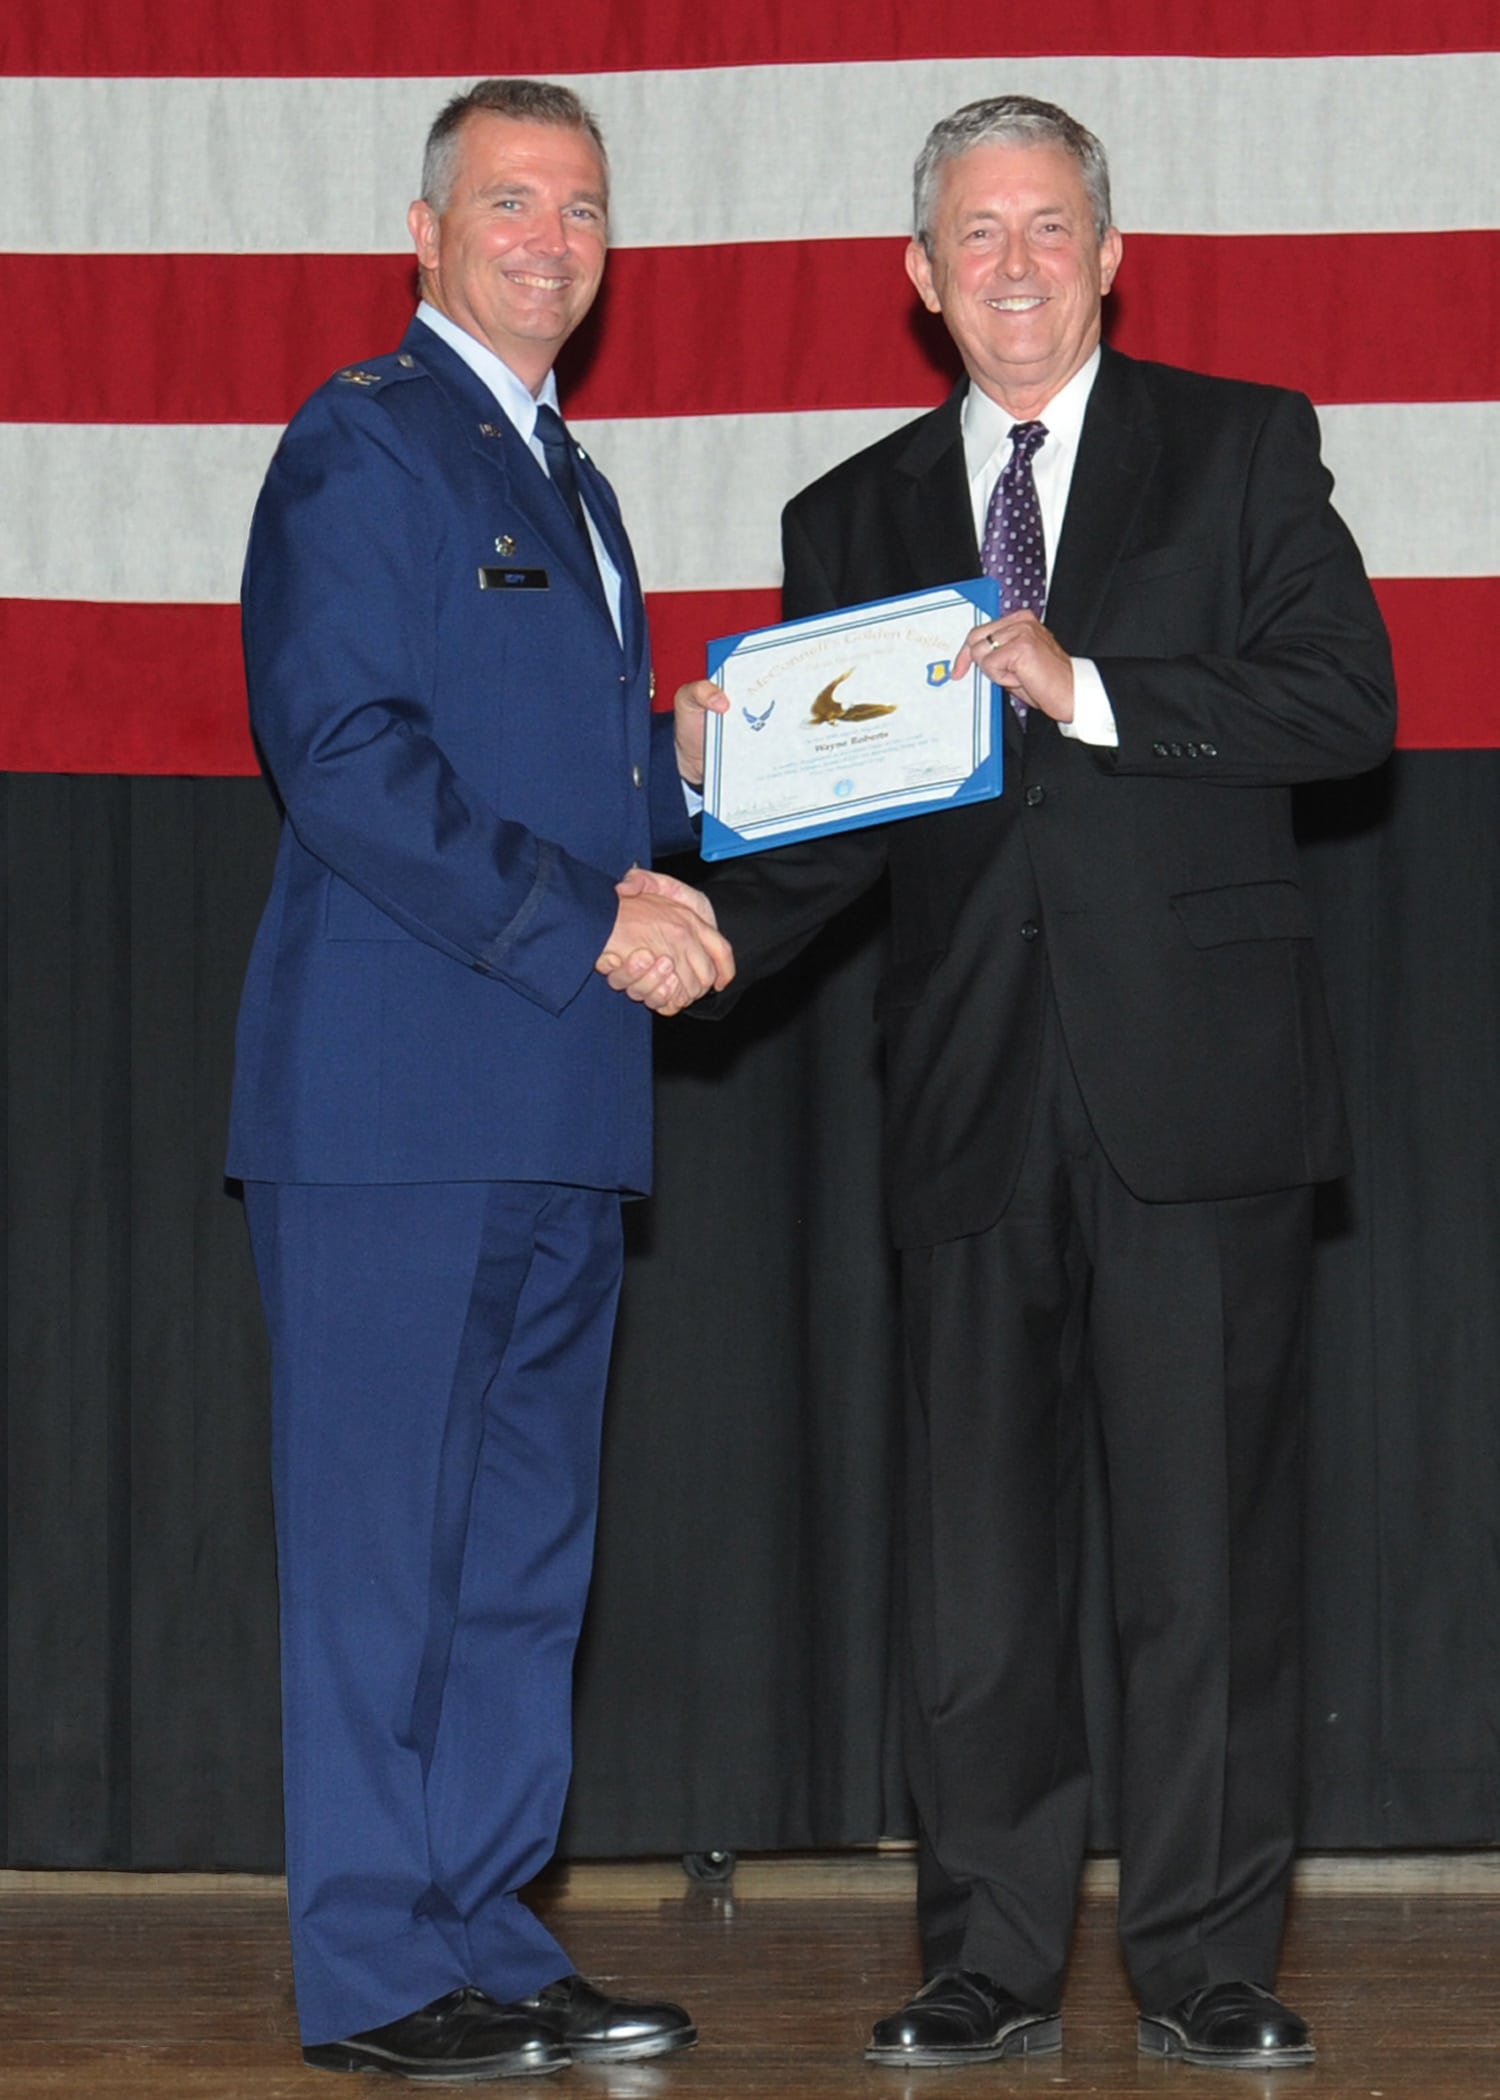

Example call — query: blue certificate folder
[701,579,1002,862]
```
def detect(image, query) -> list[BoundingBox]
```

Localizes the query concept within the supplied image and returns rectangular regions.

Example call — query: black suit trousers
[899,986,1313,2013]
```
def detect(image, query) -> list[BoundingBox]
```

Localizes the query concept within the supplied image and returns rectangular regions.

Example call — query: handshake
[593,677,735,1016]
[595,866,734,1017]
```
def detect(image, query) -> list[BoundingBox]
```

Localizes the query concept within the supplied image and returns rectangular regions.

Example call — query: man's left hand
[673,678,730,786]
[954,612,1076,722]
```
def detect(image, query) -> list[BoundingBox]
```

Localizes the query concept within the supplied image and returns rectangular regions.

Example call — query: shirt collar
[415,301,561,437]
[962,345,1101,472]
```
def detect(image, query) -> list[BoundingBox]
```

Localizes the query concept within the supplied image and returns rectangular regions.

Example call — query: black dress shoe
[865,1970,1062,2066]
[302,1989,566,2080]
[1138,1981,1315,2068]
[510,1973,697,2062]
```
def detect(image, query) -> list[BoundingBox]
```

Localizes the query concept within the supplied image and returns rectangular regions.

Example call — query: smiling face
[906,139,1122,420]
[407,113,608,393]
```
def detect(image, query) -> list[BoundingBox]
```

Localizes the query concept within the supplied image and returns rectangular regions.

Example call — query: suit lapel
[891,386,981,588]
[1045,345,1161,653]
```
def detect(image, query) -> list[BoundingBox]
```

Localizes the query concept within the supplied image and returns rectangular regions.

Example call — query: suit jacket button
[1024,783,1045,807]
[631,763,644,788]
[1020,920,1040,942]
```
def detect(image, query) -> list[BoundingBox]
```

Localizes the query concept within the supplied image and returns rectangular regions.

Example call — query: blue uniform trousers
[245,1179,623,2046]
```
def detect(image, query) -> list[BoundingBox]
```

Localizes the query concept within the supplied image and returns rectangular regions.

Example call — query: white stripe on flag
[2,402,1494,604]
[1,55,1495,253]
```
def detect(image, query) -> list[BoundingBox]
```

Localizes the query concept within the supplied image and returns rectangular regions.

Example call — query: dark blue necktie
[534,402,604,599]
[980,420,1048,719]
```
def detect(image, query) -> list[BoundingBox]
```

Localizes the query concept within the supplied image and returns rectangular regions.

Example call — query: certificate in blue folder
[701,580,1001,862]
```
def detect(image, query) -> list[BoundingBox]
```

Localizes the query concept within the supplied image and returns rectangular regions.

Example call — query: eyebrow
[472,180,607,211]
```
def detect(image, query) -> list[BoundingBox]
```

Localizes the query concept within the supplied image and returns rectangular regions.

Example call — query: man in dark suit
[230,77,730,2079]
[633,94,1395,2070]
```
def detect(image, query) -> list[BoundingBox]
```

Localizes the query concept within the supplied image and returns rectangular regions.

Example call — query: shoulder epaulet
[331,351,425,391]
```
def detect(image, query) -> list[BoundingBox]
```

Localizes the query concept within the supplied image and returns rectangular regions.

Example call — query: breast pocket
[1111,535,1214,587]
[1099,536,1222,653]
[1170,880,1312,948]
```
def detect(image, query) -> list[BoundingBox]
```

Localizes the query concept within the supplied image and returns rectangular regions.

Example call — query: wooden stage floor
[2,1854,1498,2096]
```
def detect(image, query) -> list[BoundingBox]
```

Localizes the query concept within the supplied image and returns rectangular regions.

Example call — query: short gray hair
[913,95,1112,249]
[420,79,609,214]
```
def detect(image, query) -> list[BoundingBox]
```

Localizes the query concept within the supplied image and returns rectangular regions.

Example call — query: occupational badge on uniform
[494,535,517,556]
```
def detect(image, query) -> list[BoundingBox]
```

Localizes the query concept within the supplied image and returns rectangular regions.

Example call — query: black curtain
[1,757,1496,1870]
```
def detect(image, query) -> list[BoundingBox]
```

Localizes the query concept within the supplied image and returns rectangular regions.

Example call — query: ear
[905,237,942,315]
[407,198,439,273]
[1099,226,1123,297]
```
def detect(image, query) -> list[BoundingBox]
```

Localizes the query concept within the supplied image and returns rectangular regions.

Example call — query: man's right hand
[596,867,734,1015]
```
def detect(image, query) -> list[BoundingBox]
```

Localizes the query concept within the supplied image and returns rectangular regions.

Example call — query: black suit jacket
[706,346,1397,1247]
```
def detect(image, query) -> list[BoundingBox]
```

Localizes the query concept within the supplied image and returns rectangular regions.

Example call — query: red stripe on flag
[8,233,1497,427]
[1106,233,1499,408]
[5,0,1495,74]
[655,583,1500,756]
[648,590,784,705]
[0,601,256,775]
[1379,578,1500,750]
[2,255,421,426]
[1,582,1494,773]
[0,593,782,774]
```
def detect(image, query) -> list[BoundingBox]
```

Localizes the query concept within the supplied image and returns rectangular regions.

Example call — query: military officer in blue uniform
[229,76,730,2080]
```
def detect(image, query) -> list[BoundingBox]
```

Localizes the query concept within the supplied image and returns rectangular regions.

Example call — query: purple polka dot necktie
[980,420,1048,720]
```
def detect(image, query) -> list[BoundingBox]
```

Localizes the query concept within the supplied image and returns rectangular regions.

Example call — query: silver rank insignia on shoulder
[495,535,517,556]
[339,367,383,387]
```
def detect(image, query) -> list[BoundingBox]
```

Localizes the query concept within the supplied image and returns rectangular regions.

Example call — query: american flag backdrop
[0,4,1498,1880]
[0,4,1496,775]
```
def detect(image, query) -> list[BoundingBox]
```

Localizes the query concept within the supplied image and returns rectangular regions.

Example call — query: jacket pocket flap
[1171,880,1312,948]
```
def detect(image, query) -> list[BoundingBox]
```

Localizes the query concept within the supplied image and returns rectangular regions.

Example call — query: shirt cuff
[1057,658,1118,747]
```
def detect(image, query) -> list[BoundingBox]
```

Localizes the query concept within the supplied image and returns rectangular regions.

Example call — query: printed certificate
[701,580,1001,861]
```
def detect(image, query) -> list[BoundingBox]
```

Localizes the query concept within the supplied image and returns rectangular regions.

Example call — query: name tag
[478,567,549,591]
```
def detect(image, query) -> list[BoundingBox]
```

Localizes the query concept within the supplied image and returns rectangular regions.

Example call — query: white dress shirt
[962,347,1117,746]
[417,301,624,643]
